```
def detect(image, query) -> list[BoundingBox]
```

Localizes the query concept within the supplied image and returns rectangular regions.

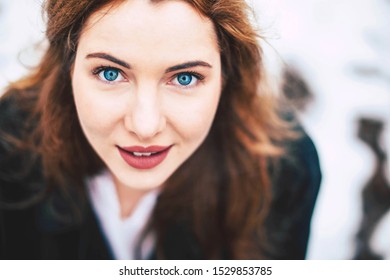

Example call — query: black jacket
[0,92,322,259]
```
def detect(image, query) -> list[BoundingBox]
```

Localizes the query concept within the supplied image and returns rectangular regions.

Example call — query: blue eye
[94,67,124,83]
[172,72,204,88]
[177,73,193,86]
[102,68,119,81]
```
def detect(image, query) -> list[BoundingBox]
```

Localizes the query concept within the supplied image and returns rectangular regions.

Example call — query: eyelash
[92,66,125,83]
[91,66,205,88]
[170,71,205,88]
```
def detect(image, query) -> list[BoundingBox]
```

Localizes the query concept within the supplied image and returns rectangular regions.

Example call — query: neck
[112,176,152,219]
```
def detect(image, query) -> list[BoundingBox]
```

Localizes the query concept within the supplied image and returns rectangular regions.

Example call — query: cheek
[168,87,221,145]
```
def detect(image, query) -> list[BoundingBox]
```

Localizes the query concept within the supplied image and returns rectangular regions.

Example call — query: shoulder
[276,126,321,201]
[0,88,38,149]
[269,110,322,203]
[275,125,321,192]
[0,86,40,151]
[0,86,38,155]
[265,123,322,259]
[0,88,44,209]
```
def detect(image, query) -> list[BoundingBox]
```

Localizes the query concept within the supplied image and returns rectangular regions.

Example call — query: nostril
[123,88,166,139]
[126,106,166,140]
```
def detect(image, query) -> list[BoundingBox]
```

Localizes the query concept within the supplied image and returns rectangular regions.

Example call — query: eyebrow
[165,61,212,73]
[85,53,211,73]
[86,53,131,69]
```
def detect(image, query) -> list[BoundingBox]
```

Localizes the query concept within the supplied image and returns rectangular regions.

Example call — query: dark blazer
[0,92,322,259]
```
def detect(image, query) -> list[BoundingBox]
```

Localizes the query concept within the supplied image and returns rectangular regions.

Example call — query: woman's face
[71,0,222,191]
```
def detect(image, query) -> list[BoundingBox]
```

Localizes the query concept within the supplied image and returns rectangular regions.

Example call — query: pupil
[104,69,118,81]
[178,74,192,85]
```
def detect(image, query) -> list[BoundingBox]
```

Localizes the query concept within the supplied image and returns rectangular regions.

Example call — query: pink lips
[117,145,172,170]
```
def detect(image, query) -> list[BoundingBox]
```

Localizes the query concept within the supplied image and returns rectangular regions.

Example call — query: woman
[0,0,321,259]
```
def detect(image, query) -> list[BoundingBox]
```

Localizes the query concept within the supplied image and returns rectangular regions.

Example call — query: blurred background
[0,0,389,259]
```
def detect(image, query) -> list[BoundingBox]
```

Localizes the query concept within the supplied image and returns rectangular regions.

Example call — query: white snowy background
[0,0,389,259]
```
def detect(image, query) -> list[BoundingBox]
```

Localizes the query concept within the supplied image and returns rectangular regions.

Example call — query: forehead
[78,0,219,64]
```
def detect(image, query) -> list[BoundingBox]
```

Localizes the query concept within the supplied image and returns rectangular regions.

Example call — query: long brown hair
[1,0,292,259]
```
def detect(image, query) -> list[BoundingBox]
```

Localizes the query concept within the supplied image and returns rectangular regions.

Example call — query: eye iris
[177,73,192,86]
[103,69,119,81]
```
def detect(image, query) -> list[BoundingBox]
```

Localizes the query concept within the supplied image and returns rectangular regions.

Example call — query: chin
[115,168,174,191]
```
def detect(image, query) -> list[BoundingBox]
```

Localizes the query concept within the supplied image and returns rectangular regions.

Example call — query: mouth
[116,145,172,170]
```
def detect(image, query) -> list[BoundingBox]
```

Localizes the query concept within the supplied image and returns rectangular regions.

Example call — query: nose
[124,85,166,141]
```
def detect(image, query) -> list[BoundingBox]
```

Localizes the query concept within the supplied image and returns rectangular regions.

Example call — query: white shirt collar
[86,170,158,259]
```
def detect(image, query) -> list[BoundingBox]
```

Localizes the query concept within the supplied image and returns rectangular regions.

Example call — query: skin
[71,0,222,217]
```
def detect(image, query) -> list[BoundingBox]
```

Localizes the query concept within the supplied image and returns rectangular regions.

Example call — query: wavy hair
[1,0,293,259]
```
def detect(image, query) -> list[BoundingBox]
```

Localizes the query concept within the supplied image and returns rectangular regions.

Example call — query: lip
[117,145,172,170]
